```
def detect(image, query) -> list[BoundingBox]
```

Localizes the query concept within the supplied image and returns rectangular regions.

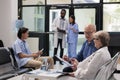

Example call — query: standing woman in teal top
[67,15,79,58]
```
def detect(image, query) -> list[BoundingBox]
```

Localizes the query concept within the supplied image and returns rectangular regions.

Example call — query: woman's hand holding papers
[71,58,78,71]
[63,55,70,62]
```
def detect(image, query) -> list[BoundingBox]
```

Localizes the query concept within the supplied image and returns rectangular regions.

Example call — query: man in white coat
[52,9,68,64]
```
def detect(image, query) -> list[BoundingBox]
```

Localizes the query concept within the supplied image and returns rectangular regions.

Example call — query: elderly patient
[58,31,111,80]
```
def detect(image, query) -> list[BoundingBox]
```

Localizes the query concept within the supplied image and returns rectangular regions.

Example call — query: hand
[70,58,78,64]
[70,58,78,71]
[32,53,39,58]
[69,72,75,77]
[70,27,74,30]
[63,55,69,61]
[37,50,43,55]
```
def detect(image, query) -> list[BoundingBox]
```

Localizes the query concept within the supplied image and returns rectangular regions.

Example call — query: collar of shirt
[17,38,26,44]
[60,18,65,20]
[86,40,94,46]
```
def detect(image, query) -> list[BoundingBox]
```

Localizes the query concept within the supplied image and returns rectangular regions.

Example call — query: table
[22,69,63,80]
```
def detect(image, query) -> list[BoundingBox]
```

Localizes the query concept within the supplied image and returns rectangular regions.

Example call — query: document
[26,69,69,78]
[55,55,73,66]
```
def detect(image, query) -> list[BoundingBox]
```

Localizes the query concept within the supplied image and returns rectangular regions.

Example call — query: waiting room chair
[95,51,120,80]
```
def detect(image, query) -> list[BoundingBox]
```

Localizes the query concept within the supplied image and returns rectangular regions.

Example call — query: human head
[69,15,75,25]
[17,27,29,40]
[60,9,66,19]
[93,31,110,49]
[84,24,96,42]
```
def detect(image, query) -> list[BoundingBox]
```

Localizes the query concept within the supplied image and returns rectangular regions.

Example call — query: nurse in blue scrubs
[67,15,79,58]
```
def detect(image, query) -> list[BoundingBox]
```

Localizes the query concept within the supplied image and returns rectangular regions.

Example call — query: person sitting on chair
[58,31,111,80]
[63,24,97,72]
[12,27,54,69]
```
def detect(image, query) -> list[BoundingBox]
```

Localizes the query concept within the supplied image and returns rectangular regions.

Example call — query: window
[47,0,71,4]
[22,7,45,32]
[103,4,120,31]
[73,0,100,4]
[103,0,120,2]
[22,0,45,5]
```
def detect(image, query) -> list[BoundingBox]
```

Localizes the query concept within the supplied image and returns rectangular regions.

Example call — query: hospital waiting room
[1,0,120,80]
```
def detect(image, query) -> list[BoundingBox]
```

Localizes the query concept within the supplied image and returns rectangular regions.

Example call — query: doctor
[52,9,69,64]
[67,15,79,58]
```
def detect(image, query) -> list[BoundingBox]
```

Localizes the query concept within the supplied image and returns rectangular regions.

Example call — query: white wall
[0,0,17,47]
[26,38,39,52]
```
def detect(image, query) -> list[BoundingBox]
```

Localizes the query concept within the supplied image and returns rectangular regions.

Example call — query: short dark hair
[17,27,28,39]
[61,9,66,14]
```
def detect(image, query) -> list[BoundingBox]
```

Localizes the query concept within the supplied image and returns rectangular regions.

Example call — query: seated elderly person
[58,31,111,80]
[13,27,54,69]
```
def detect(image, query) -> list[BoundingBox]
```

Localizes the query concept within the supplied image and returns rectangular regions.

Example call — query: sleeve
[74,52,104,79]
[52,18,58,31]
[76,42,86,62]
[13,42,22,55]
[73,24,79,33]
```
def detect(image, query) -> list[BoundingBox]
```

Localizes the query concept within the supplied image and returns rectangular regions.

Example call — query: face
[93,37,102,49]
[84,27,95,42]
[22,31,29,39]
[60,11,66,18]
[69,17,73,23]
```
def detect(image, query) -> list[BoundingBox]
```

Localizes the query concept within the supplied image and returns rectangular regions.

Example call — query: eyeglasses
[84,31,93,35]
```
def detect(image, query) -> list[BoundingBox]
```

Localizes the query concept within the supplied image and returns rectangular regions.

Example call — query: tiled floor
[7,62,120,80]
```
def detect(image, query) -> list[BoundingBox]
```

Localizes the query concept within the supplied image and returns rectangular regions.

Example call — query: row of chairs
[0,47,32,80]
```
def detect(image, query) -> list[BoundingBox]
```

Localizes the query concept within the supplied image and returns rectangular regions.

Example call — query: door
[46,4,100,56]
[48,6,70,56]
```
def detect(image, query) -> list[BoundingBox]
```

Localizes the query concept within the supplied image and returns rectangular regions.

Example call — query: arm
[57,27,66,34]
[76,42,86,62]
[14,42,42,58]
[70,24,79,33]
[74,51,104,79]
[52,18,58,32]
[18,50,42,58]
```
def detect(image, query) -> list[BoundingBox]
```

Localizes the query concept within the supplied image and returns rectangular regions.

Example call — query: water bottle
[41,58,48,71]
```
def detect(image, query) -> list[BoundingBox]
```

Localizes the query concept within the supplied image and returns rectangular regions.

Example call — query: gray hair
[94,31,110,46]
[85,24,96,32]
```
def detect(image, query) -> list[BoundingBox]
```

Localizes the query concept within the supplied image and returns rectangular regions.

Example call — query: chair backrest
[8,47,19,70]
[95,51,120,80]
[0,47,14,75]
[0,40,4,47]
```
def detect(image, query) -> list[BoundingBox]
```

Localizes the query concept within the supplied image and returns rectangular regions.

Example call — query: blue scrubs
[67,23,79,58]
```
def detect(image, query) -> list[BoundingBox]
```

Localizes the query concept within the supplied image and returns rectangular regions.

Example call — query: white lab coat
[52,17,68,48]
[74,47,111,80]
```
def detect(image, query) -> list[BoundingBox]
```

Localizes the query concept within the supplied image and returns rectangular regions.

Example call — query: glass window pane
[103,4,120,32]
[22,7,45,32]
[75,8,96,31]
[47,0,71,4]
[22,0,45,5]
[73,0,100,4]
[104,0,120,2]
